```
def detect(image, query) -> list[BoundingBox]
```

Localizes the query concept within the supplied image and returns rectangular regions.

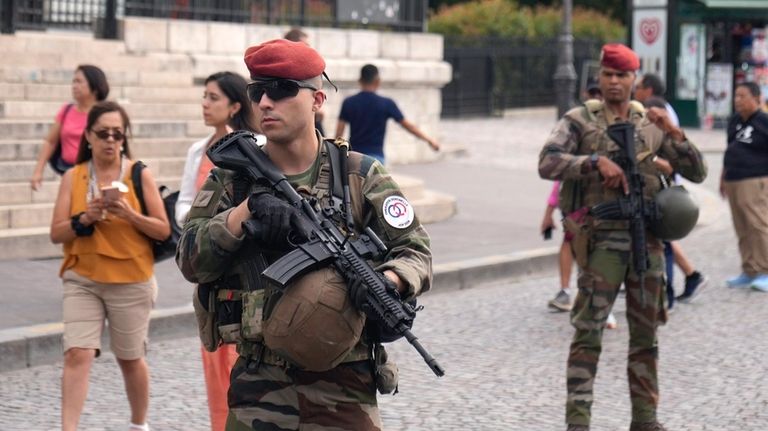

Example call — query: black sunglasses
[247,79,318,103]
[92,129,126,142]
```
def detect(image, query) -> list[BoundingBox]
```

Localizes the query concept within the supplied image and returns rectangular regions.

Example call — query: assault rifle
[207,131,445,377]
[591,123,656,294]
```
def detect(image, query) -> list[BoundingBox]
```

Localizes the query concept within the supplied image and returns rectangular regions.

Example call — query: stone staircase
[0,30,456,260]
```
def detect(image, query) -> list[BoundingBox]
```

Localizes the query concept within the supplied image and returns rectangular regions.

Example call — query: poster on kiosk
[632,6,667,78]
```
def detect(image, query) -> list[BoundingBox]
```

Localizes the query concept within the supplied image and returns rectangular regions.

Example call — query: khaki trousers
[724,176,768,275]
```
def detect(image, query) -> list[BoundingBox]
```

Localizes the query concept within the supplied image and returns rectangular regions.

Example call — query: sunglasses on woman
[247,79,318,103]
[92,129,126,142]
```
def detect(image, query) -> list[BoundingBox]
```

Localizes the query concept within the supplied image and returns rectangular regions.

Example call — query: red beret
[600,43,640,71]
[244,39,325,80]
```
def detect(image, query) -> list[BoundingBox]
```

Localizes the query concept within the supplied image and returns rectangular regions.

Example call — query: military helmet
[648,185,699,241]
[262,267,364,372]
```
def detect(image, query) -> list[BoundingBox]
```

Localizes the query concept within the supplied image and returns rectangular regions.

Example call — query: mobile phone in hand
[100,186,122,202]
[543,226,553,240]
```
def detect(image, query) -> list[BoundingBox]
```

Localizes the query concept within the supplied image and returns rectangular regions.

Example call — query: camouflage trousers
[566,242,667,426]
[225,357,382,431]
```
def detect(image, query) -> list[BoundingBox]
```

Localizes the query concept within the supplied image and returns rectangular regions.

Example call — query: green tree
[430,0,628,25]
[428,0,625,43]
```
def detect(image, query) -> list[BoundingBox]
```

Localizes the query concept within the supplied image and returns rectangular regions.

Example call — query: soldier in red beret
[538,43,708,431]
[176,38,433,431]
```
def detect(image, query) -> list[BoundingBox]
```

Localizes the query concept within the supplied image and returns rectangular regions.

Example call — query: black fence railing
[1,0,105,32]
[1,0,426,36]
[442,36,602,118]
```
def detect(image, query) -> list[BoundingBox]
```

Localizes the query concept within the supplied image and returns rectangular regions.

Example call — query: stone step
[0,100,202,120]
[0,203,53,229]
[408,189,457,224]
[0,31,127,56]
[0,52,193,74]
[0,66,194,88]
[0,137,199,163]
[0,186,455,259]
[0,171,422,221]
[0,227,61,260]
[0,119,201,140]
[393,173,425,201]
[0,175,181,217]
[0,83,205,103]
[0,156,187,183]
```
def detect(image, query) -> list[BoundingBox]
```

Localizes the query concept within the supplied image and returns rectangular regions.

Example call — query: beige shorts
[62,270,157,360]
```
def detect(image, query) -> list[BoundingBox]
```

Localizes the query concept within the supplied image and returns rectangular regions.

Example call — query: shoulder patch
[382,195,414,229]
[192,190,215,208]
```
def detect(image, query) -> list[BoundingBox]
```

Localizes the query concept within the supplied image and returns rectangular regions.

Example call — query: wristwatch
[589,153,599,171]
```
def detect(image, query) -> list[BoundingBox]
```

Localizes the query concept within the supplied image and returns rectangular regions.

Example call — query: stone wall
[122,17,452,164]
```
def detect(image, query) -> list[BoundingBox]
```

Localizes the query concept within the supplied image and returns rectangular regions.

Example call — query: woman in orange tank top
[175,71,261,431]
[50,101,170,431]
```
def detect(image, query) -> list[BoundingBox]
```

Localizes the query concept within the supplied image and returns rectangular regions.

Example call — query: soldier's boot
[629,421,668,431]
[566,425,589,431]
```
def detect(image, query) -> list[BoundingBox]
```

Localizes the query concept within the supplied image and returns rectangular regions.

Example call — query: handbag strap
[131,160,148,215]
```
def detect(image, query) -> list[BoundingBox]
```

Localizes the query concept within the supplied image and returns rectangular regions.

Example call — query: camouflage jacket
[176,139,432,351]
[538,100,708,248]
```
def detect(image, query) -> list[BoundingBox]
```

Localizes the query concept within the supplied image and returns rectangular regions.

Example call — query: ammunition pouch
[373,343,399,395]
[193,278,245,352]
[563,207,592,269]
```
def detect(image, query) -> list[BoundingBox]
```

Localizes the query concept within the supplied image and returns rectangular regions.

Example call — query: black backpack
[131,161,181,262]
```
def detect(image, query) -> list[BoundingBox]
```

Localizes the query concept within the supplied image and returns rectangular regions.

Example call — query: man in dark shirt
[335,64,439,163]
[721,81,768,291]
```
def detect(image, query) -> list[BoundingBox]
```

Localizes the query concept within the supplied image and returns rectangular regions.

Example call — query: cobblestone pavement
[2,115,763,430]
[1,210,766,430]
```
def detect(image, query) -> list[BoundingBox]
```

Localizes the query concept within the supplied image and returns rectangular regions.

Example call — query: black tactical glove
[347,271,400,310]
[247,192,310,249]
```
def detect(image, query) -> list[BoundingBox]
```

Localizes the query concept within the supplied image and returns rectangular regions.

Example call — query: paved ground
[1,216,765,430]
[2,110,764,430]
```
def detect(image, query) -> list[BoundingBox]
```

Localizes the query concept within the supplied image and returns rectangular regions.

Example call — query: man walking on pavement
[539,43,707,431]
[634,73,709,308]
[335,64,439,163]
[721,81,768,291]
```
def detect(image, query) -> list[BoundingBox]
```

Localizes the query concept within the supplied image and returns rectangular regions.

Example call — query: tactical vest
[197,138,373,367]
[557,99,666,230]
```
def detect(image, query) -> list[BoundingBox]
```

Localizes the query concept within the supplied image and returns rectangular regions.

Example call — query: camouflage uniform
[177,139,432,430]
[538,101,707,426]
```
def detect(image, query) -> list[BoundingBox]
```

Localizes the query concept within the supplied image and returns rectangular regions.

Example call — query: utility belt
[237,339,398,394]
[238,339,372,369]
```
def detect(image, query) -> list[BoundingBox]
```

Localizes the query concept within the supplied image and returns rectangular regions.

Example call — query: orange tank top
[60,161,154,283]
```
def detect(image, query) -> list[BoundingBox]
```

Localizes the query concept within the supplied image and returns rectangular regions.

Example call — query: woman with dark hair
[174,71,262,431]
[30,64,110,190]
[50,101,169,431]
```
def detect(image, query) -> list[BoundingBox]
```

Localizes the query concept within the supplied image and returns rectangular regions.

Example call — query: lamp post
[553,0,577,118]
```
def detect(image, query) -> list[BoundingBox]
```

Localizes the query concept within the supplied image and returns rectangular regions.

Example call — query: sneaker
[129,424,150,431]
[677,271,709,303]
[750,274,768,292]
[548,289,572,312]
[629,421,668,431]
[605,312,617,329]
[566,425,589,431]
[726,273,755,288]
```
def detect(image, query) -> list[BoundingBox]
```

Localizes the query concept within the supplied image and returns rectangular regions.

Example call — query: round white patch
[382,195,414,229]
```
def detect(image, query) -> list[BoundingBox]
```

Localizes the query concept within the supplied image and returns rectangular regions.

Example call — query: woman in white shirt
[175,71,262,431]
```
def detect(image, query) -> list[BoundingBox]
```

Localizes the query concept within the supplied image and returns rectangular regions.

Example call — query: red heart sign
[640,18,661,45]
